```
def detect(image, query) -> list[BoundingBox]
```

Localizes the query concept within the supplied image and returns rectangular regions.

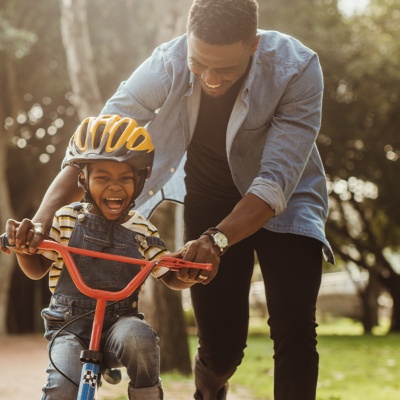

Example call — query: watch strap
[201,227,229,255]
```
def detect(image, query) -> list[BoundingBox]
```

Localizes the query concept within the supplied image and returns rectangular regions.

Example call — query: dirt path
[0,334,253,400]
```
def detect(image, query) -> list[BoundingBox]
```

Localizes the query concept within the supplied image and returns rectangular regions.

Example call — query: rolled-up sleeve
[246,176,287,216]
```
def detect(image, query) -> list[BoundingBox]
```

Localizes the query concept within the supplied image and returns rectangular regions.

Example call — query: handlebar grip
[158,256,212,271]
[1,234,12,248]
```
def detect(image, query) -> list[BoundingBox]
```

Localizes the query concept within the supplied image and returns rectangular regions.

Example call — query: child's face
[85,161,135,220]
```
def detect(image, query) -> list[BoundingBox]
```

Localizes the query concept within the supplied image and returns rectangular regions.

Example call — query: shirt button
[132,301,137,308]
[149,190,154,195]
[170,168,175,173]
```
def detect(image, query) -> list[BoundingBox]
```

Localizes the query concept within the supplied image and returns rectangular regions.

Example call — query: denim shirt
[101,30,334,263]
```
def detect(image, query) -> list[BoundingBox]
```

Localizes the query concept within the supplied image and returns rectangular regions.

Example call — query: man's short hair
[187,0,259,45]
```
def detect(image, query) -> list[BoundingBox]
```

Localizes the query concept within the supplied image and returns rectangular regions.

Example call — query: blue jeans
[41,315,162,400]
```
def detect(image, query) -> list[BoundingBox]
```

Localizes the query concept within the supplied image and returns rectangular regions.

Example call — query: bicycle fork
[78,361,101,400]
[77,298,107,400]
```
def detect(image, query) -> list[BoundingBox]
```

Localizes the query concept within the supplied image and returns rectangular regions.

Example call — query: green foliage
[0,0,160,218]
[259,0,400,248]
[258,0,400,331]
[0,14,37,58]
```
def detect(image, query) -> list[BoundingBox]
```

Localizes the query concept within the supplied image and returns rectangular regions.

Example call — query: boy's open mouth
[104,198,124,212]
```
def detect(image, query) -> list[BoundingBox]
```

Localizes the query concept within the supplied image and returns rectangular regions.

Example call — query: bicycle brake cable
[48,300,120,387]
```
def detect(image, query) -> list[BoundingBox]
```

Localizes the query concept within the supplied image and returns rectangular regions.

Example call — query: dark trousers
[187,224,322,400]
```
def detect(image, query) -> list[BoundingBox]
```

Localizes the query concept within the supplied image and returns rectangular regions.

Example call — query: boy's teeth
[105,198,123,210]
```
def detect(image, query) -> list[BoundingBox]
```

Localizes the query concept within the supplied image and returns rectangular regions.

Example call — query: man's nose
[201,68,221,85]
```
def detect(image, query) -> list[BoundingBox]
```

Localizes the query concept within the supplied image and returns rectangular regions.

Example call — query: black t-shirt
[184,73,247,215]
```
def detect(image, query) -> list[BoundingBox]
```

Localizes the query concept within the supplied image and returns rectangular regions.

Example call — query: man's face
[187,33,260,97]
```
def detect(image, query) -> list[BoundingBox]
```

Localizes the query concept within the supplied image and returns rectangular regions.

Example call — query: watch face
[214,232,228,248]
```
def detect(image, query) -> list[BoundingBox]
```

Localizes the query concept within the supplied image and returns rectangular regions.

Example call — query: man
[8,1,333,399]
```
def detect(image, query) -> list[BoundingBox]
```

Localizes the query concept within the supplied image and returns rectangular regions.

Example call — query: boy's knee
[125,321,158,353]
[42,379,78,400]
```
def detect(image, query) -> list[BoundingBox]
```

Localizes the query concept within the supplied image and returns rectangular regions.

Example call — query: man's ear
[78,171,86,189]
[250,34,261,56]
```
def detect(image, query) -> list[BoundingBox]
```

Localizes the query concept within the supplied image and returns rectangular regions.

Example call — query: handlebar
[2,234,212,351]
[1,234,212,302]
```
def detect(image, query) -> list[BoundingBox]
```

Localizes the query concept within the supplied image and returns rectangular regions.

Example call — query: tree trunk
[0,132,16,335]
[59,0,103,119]
[381,271,400,332]
[154,0,191,45]
[58,0,193,373]
[0,56,21,334]
[139,0,193,374]
[140,277,192,374]
[141,202,192,374]
[359,269,380,334]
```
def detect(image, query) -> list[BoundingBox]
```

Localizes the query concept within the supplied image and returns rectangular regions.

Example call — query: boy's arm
[12,249,53,280]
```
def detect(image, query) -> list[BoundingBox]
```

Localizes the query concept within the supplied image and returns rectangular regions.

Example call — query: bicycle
[1,235,212,400]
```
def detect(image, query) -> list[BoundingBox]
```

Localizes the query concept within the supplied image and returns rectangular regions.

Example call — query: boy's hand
[2,219,46,254]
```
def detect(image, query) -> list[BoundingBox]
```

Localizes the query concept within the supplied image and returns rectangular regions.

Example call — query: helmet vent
[109,123,128,148]
[92,124,105,149]
[79,123,89,149]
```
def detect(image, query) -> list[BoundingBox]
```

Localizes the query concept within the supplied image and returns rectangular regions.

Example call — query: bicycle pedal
[102,368,122,385]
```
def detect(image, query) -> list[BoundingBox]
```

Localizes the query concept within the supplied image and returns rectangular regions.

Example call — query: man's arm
[215,193,274,246]
[4,166,83,252]
[176,193,274,284]
[32,165,83,231]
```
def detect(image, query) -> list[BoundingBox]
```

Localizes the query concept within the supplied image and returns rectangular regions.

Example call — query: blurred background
[0,0,399,391]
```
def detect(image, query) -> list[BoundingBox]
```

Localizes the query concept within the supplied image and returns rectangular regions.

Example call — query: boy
[4,115,201,400]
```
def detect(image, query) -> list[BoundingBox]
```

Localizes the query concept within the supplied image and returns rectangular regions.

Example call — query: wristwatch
[202,228,229,255]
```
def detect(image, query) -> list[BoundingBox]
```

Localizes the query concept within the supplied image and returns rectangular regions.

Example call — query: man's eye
[217,68,235,73]
[190,60,204,68]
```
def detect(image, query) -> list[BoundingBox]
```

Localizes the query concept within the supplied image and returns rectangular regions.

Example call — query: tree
[259,0,400,332]
[129,0,193,373]
[59,0,195,372]
[143,203,192,374]
[0,7,53,334]
[320,0,400,332]
[0,0,80,333]
[59,0,103,119]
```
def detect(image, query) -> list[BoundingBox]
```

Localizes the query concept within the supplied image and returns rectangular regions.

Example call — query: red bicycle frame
[37,240,212,352]
[2,235,212,400]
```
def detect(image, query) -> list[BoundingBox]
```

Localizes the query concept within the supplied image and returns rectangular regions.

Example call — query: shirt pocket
[77,235,133,290]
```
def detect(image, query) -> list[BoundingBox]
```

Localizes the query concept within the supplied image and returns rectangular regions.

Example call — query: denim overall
[41,207,166,400]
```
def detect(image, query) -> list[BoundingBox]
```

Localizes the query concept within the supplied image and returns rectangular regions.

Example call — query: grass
[104,317,400,399]
[162,317,400,400]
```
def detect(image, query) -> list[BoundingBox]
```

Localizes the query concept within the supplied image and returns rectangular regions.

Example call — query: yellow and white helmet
[66,115,155,200]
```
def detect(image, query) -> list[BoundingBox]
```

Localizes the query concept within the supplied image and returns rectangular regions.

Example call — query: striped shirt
[43,203,169,293]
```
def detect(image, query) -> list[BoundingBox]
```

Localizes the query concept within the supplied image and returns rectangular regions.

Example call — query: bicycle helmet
[66,115,155,202]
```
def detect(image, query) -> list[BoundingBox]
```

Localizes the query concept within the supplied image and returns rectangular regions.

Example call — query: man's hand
[2,218,46,255]
[170,236,221,285]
